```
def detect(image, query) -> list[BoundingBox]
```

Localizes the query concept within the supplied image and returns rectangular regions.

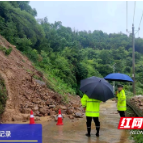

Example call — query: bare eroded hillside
[0,35,82,122]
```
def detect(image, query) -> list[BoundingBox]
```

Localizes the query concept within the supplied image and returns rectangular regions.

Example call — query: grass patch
[126,90,134,100]
[130,131,143,143]
[22,59,25,63]
[0,46,12,56]
[33,75,43,81]
[126,106,137,117]
[25,68,32,74]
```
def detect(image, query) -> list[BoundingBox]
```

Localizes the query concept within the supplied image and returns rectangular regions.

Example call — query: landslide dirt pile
[127,95,143,116]
[0,35,83,122]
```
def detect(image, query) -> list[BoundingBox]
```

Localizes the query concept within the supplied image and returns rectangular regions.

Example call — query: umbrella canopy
[80,76,114,102]
[104,73,133,82]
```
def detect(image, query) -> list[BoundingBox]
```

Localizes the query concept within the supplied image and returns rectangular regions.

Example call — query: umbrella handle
[83,107,86,112]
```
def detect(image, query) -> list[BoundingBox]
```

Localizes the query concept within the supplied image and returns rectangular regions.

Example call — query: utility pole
[132,24,135,95]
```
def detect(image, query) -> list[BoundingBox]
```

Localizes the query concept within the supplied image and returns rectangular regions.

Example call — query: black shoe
[95,122,100,137]
[85,133,91,137]
[96,133,99,137]
[96,129,100,137]
[86,122,91,137]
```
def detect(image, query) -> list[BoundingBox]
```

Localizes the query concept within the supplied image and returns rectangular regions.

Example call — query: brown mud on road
[42,100,134,143]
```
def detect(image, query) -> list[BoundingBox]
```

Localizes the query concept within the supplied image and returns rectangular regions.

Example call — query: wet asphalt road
[43,100,133,143]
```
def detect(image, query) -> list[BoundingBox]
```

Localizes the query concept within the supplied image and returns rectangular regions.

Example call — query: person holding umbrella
[80,76,114,137]
[116,84,126,117]
[81,94,101,137]
[104,73,133,117]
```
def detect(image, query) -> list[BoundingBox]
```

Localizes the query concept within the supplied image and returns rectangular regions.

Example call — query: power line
[133,1,136,24]
[137,11,143,37]
[139,12,143,27]
[126,1,128,33]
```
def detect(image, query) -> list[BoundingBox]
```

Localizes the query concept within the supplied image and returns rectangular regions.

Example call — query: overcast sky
[30,1,143,38]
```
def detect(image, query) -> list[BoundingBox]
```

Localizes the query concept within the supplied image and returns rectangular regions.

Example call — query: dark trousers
[118,111,125,117]
[86,117,100,128]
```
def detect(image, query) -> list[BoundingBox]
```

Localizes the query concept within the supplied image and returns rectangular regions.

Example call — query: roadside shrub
[0,75,8,115]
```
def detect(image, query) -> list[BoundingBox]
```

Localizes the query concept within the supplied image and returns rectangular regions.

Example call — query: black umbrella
[80,76,114,102]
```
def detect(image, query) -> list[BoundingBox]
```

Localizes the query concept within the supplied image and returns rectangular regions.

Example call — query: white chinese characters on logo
[0,131,11,137]
[120,118,132,128]
[118,117,143,129]
[6,131,11,137]
[0,131,5,137]
[132,118,143,129]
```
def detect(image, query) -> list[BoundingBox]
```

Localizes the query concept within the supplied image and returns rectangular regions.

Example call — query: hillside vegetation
[0,1,143,96]
[0,75,7,116]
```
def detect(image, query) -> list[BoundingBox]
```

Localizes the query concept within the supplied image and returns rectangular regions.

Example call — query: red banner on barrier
[118,117,143,129]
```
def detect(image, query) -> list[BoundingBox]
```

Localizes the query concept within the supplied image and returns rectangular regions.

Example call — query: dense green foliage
[0,1,143,96]
[0,75,7,115]
[131,130,143,143]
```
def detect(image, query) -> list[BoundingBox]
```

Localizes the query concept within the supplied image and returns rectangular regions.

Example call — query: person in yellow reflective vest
[81,94,102,137]
[116,84,126,117]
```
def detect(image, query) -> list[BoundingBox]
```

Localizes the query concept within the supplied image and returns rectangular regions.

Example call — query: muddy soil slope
[0,35,82,122]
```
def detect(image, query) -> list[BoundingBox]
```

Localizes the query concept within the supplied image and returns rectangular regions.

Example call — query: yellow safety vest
[117,89,126,111]
[81,94,101,117]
